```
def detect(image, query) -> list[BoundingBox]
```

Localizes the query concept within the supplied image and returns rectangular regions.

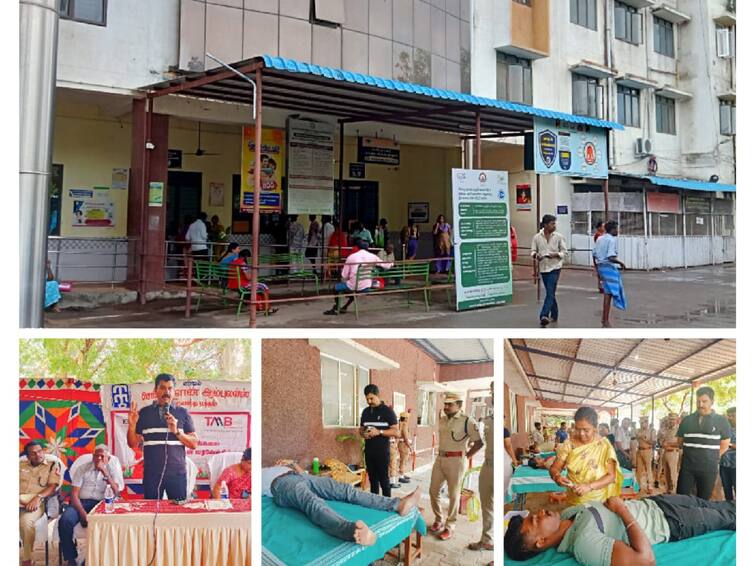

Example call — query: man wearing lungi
[593,220,627,328]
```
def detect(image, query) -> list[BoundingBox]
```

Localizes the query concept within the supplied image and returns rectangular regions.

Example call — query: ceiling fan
[190,122,221,157]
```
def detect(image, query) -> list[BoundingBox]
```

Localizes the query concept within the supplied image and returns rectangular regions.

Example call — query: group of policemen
[360,383,494,554]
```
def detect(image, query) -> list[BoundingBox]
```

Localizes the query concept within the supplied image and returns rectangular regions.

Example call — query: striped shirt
[360,402,397,455]
[136,403,195,476]
[676,411,731,470]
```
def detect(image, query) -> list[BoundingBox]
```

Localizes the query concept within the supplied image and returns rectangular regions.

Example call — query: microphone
[159,401,172,422]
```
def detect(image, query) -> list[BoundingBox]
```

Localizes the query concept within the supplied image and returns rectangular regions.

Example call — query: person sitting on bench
[263,459,421,545]
[324,239,393,315]
[504,494,735,566]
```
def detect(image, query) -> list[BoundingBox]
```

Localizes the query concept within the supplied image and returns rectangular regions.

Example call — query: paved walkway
[46,264,734,328]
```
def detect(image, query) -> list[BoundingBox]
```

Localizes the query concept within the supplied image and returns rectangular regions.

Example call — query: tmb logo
[205,416,235,427]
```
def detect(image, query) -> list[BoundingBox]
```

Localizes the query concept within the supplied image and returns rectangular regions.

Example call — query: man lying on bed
[263,459,421,546]
[504,494,735,566]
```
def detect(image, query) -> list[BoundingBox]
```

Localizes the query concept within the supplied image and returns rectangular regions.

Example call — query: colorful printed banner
[241,126,284,213]
[533,117,608,179]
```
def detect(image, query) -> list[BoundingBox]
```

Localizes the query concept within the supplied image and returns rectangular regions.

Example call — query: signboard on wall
[533,118,608,179]
[70,188,115,227]
[451,169,512,311]
[241,126,284,213]
[287,118,335,215]
[358,136,400,165]
[515,184,532,210]
[647,192,681,213]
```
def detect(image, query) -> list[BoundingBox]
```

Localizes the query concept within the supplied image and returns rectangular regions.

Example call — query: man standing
[676,386,731,500]
[554,422,569,448]
[429,392,483,541]
[127,374,199,499]
[660,413,681,494]
[59,445,124,566]
[636,416,656,494]
[530,214,568,327]
[719,407,736,501]
[19,441,62,566]
[359,384,399,497]
[389,437,401,489]
[185,212,209,259]
[469,382,494,553]
[397,411,413,483]
[593,220,627,327]
[615,418,632,463]
[529,422,545,452]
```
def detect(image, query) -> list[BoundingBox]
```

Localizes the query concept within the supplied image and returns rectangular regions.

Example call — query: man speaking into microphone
[127,373,199,499]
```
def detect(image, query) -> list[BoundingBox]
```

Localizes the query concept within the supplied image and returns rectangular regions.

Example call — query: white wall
[56,0,180,93]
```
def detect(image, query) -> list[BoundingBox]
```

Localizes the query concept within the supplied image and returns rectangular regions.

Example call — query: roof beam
[526,373,641,397]
[578,339,644,404]
[146,60,263,98]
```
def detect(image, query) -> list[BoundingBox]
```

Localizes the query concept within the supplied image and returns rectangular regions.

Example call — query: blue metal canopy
[644,175,735,193]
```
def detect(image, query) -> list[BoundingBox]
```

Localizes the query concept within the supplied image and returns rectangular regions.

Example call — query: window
[655,95,676,134]
[617,86,640,127]
[716,26,735,58]
[570,0,597,30]
[311,0,345,26]
[393,392,406,415]
[649,212,683,236]
[321,356,368,427]
[496,53,533,104]
[720,100,736,135]
[59,0,106,25]
[417,389,437,427]
[572,211,590,236]
[615,2,642,45]
[653,17,674,57]
[572,74,604,118]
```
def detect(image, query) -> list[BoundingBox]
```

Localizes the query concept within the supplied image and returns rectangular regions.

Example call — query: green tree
[19,339,251,383]
[639,374,736,418]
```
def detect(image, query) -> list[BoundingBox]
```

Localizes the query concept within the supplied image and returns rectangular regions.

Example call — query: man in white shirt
[530,214,568,327]
[615,418,633,463]
[185,212,209,258]
[59,445,124,566]
[262,459,420,546]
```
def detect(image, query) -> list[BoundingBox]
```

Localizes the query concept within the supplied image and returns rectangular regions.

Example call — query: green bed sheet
[504,529,735,566]
[261,495,426,566]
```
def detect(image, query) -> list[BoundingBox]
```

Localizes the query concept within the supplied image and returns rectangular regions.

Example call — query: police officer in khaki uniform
[430,392,483,541]
[469,382,494,553]
[660,412,681,494]
[389,436,401,488]
[19,440,62,566]
[398,411,413,483]
[636,416,656,493]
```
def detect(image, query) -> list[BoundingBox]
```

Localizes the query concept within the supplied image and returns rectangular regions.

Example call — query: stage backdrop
[19,378,106,489]
[101,380,251,497]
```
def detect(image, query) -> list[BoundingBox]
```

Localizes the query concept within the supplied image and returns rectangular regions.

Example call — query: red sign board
[647,192,681,213]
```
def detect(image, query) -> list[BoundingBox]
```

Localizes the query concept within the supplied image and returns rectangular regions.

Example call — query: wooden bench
[337,261,431,319]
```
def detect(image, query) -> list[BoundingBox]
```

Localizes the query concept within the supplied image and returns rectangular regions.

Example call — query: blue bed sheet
[504,529,735,566]
[261,495,426,566]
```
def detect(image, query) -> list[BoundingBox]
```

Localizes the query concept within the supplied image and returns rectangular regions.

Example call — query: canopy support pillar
[249,68,263,328]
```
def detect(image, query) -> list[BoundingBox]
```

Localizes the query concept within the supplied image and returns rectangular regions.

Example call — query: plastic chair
[207,452,243,492]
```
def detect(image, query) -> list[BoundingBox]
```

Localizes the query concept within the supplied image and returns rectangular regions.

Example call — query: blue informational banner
[533,117,608,179]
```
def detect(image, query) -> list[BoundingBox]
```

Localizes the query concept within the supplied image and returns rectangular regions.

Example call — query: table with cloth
[86,498,251,566]
[505,465,638,506]
[504,529,736,565]
[261,495,426,566]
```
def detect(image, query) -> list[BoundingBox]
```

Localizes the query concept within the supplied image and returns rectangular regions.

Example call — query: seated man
[263,459,421,546]
[324,239,393,315]
[20,441,62,566]
[504,494,735,566]
[212,447,251,499]
[529,455,556,470]
[60,445,124,566]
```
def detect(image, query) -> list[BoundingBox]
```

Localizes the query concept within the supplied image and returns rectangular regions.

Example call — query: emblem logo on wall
[478,172,488,183]
[538,130,557,168]
[111,385,131,409]
[559,149,572,170]
[583,142,597,165]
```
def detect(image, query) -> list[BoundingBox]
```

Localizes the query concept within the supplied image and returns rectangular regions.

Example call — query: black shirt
[360,402,397,455]
[504,427,511,439]
[136,403,196,476]
[677,410,731,470]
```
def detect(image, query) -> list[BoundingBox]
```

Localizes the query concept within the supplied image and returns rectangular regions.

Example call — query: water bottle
[104,485,115,514]
[312,457,320,475]
[220,480,229,500]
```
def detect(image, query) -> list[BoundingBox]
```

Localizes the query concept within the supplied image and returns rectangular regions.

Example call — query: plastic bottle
[220,480,229,500]
[104,485,115,514]
[312,457,320,475]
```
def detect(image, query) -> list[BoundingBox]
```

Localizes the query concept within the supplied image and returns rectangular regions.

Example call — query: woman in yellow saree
[549,407,624,505]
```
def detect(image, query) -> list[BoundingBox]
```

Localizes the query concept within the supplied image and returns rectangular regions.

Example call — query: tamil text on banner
[451,169,512,311]
[287,118,335,215]
[241,126,284,213]
[19,378,106,487]
[101,380,251,497]
[358,136,400,165]
[533,118,608,179]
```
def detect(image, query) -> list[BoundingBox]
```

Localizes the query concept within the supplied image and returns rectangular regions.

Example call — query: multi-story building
[474,0,736,269]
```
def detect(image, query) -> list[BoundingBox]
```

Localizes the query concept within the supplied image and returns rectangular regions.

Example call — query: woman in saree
[549,406,623,505]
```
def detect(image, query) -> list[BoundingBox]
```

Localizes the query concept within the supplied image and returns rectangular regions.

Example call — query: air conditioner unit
[635,137,653,156]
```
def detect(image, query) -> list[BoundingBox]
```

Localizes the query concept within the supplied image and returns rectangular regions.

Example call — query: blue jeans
[271,474,399,541]
[59,498,99,560]
[143,471,187,500]
[539,269,561,320]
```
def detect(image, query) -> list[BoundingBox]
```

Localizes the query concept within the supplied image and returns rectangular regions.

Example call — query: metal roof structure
[615,172,736,192]
[142,55,624,135]
[507,339,735,408]
[413,339,494,364]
